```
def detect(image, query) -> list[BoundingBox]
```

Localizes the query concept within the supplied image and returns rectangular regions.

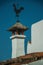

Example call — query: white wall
[31,20,43,53]
[27,20,43,54]
[27,41,32,54]
[28,60,43,65]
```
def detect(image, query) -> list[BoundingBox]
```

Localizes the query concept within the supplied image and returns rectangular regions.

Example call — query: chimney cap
[8,22,28,32]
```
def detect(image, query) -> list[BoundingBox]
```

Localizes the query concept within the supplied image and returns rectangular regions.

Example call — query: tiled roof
[0,52,43,65]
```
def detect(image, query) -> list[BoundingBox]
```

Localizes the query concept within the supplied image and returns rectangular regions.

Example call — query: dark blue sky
[0,0,43,61]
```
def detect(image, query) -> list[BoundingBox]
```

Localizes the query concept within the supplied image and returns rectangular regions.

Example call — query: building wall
[27,20,43,54]
[27,41,32,54]
[31,20,43,53]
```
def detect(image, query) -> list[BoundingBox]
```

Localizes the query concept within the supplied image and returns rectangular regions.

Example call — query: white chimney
[8,22,28,58]
[10,35,26,58]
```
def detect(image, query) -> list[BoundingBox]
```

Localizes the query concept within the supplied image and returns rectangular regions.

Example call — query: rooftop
[0,52,43,65]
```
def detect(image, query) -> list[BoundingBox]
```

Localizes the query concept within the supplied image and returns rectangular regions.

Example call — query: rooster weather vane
[13,4,24,18]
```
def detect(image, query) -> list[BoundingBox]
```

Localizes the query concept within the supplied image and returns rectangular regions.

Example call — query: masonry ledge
[10,35,26,39]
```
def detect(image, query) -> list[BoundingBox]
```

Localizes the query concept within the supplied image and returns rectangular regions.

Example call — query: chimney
[8,21,28,58]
